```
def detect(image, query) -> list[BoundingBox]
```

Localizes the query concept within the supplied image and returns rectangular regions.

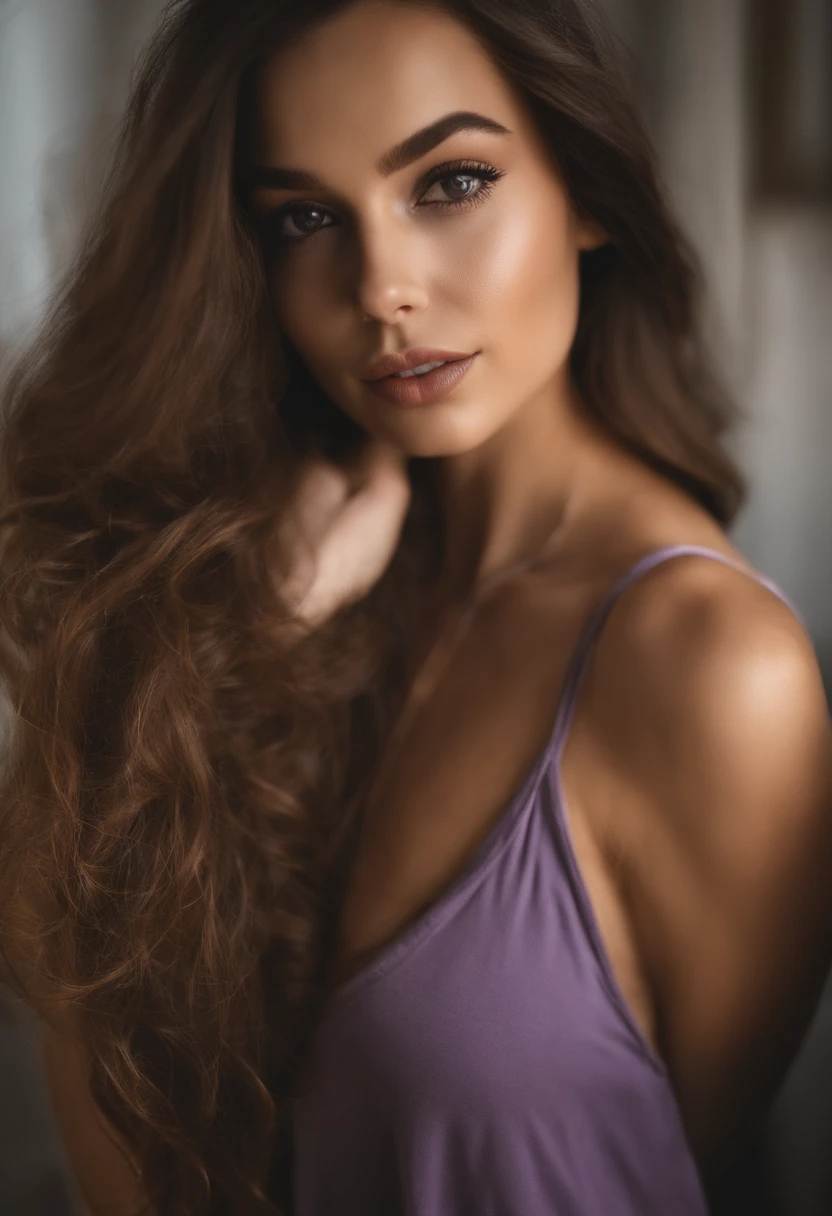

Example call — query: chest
[328,584,660,1057]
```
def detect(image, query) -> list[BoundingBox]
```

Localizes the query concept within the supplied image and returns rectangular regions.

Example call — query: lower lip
[363,354,478,406]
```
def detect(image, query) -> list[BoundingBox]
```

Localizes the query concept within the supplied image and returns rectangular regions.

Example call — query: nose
[353,221,430,325]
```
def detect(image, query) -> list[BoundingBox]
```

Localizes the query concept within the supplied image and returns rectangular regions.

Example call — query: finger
[293,459,351,534]
[326,461,411,562]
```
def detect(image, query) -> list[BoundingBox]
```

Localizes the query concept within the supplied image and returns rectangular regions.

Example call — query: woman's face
[250,0,604,457]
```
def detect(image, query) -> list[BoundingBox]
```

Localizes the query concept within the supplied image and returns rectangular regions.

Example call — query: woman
[0,0,830,1212]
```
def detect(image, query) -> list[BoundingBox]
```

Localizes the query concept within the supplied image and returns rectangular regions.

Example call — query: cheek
[464,193,580,365]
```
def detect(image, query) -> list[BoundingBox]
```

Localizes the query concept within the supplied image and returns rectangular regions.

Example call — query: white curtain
[0,0,164,351]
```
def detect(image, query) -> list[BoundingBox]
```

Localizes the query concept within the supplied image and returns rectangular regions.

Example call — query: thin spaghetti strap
[545,543,807,770]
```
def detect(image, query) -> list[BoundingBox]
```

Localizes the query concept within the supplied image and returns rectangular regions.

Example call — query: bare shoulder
[584,548,832,1169]
[594,549,830,798]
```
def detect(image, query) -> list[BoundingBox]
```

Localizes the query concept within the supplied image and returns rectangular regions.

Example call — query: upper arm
[40,1008,154,1216]
[596,565,832,1170]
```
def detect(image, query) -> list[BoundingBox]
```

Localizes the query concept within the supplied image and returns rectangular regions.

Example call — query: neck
[434,376,622,604]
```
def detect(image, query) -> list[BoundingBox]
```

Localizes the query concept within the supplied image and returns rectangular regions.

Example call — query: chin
[367,409,504,459]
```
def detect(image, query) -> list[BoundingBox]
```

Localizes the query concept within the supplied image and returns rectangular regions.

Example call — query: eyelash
[264,159,506,248]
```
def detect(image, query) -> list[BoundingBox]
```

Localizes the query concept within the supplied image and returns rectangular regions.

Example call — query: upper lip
[361,348,476,381]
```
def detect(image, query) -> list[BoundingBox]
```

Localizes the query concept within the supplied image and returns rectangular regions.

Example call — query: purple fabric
[292,545,802,1215]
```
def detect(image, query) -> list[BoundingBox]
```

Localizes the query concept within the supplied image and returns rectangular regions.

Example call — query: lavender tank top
[291,545,804,1215]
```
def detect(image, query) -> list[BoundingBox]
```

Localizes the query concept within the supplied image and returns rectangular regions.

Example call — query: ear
[575,214,609,252]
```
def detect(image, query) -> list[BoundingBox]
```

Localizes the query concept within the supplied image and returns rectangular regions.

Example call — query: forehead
[255,0,531,167]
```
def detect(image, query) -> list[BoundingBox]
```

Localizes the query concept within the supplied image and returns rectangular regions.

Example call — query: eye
[264,159,506,248]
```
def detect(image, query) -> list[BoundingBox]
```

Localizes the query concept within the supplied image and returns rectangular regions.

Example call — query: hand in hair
[282,439,412,628]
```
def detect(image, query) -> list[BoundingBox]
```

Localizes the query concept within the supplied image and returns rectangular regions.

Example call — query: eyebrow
[246,110,512,192]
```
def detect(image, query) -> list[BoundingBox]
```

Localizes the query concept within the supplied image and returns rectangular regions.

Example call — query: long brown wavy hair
[0,0,745,1211]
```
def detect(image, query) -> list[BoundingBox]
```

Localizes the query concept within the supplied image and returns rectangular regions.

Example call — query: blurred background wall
[0,0,830,1213]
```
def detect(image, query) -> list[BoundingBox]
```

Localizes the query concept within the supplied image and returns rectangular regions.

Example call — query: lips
[362,353,478,406]
[362,348,476,381]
